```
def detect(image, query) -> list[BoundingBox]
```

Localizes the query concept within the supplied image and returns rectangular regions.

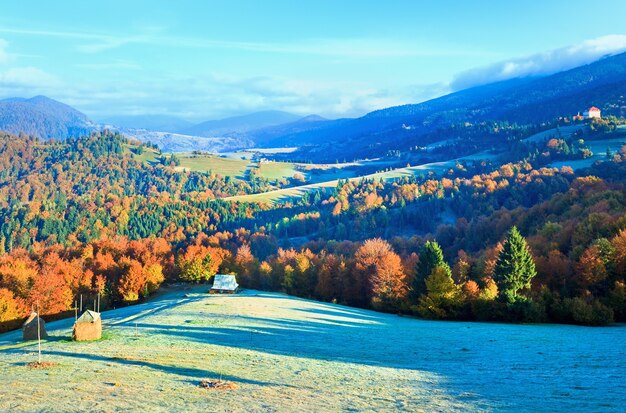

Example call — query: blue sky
[1,1,626,121]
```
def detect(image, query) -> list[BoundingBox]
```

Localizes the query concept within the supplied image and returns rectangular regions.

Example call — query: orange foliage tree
[354,238,407,311]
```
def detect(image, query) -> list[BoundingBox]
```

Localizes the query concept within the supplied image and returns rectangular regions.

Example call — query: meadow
[1,288,623,412]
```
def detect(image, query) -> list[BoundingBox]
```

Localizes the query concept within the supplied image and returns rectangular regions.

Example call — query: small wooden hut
[73,310,102,341]
[210,274,239,294]
[22,312,48,341]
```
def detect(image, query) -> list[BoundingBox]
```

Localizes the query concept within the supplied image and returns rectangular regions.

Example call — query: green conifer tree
[413,241,450,299]
[493,227,537,303]
[417,265,462,319]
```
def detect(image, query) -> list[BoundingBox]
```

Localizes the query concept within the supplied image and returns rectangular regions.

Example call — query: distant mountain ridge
[101,114,193,133]
[266,51,626,161]
[181,110,302,138]
[2,51,625,155]
[246,114,329,146]
[0,95,328,152]
[0,95,95,139]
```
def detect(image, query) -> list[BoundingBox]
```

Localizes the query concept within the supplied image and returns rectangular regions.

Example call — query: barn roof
[23,312,41,326]
[211,274,238,291]
[77,310,101,323]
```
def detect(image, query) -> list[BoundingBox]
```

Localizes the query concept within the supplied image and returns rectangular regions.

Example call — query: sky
[1,0,626,121]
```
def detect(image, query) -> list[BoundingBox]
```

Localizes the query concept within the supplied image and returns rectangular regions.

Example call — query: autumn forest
[1,120,625,332]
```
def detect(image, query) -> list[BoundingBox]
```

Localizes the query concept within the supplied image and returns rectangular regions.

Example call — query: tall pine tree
[493,227,536,303]
[413,241,450,299]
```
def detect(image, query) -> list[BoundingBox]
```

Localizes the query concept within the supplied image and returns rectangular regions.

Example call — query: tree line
[1,128,626,328]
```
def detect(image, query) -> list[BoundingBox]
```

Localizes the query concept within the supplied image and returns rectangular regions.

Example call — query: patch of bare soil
[27,361,59,369]
[199,379,239,391]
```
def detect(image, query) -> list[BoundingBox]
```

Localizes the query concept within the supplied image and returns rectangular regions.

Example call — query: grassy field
[175,154,250,178]
[522,125,585,143]
[175,155,298,181]
[522,125,626,170]
[226,152,496,204]
[549,135,626,170]
[125,143,406,190]
[257,161,298,181]
[124,144,160,164]
[224,163,447,204]
[0,288,624,412]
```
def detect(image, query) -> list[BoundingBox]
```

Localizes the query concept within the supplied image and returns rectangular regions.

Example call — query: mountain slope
[102,114,193,133]
[182,110,301,138]
[270,52,626,161]
[119,128,253,152]
[0,95,95,139]
[1,288,622,412]
[246,114,329,146]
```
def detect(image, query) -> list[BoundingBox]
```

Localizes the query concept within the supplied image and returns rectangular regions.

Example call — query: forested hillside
[0,96,95,139]
[1,119,625,329]
[267,52,626,162]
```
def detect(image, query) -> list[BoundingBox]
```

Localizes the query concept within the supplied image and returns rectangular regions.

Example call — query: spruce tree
[493,226,537,302]
[413,241,450,299]
[417,265,462,319]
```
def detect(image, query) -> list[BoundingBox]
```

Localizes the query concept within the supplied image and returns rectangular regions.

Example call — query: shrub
[551,297,614,326]
[607,281,626,322]
[504,297,547,323]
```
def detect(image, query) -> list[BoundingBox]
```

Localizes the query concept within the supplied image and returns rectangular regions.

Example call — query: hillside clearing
[175,154,250,178]
[522,125,585,143]
[226,152,496,204]
[549,136,626,170]
[1,288,623,412]
[257,161,298,180]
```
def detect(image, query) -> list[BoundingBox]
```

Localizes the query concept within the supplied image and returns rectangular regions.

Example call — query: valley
[2,4,626,413]
[122,124,626,205]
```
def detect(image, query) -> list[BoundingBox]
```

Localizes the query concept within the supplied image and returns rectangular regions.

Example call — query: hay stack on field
[73,310,102,341]
[210,274,239,294]
[22,312,48,341]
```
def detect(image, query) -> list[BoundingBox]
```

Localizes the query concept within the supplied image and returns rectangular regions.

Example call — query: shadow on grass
[289,306,382,322]
[0,335,70,352]
[125,307,410,371]
[43,349,289,388]
[106,295,207,327]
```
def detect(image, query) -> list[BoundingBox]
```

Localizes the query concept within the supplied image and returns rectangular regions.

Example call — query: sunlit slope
[1,288,622,412]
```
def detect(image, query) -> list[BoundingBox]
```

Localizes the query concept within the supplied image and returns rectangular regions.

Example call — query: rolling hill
[181,110,302,138]
[0,95,95,139]
[266,52,626,162]
[0,287,623,412]
[1,52,625,157]
[118,128,253,153]
[247,114,329,147]
[101,114,194,133]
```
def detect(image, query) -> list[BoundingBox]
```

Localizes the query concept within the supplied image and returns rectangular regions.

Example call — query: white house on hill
[583,106,601,119]
[210,274,239,294]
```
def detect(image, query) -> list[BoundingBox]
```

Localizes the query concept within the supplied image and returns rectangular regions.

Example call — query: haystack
[73,310,102,341]
[210,274,239,294]
[22,312,48,341]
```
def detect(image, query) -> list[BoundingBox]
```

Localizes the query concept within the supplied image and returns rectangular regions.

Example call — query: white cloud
[451,34,626,90]
[0,64,448,121]
[2,31,623,121]
[0,39,11,64]
[0,66,60,88]
[8,72,393,120]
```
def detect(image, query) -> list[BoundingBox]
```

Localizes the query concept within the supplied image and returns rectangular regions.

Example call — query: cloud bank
[451,35,626,91]
[1,33,625,120]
